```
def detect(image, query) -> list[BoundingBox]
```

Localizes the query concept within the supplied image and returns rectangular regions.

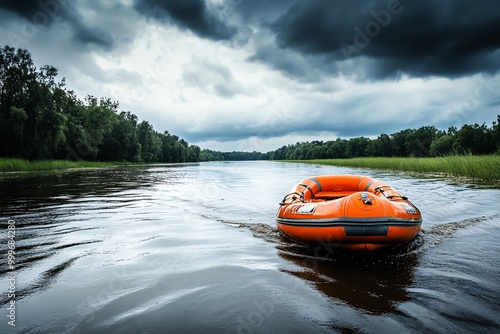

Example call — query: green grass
[285,155,500,183]
[0,158,120,172]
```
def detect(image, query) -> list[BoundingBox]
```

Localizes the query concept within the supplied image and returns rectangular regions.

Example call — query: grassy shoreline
[284,155,500,183]
[0,158,123,173]
[2,156,499,183]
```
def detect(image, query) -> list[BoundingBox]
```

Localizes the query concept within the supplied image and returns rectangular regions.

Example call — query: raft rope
[280,180,411,207]
[279,183,315,205]
[298,183,315,201]
[279,192,303,205]
[374,186,408,200]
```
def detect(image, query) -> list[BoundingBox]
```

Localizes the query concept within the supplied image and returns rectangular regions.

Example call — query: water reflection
[276,242,420,314]
[0,165,195,305]
[236,220,422,315]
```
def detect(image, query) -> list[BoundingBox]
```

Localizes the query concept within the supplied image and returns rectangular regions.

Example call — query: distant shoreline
[2,156,499,185]
[281,155,500,183]
[0,159,207,173]
[0,159,130,173]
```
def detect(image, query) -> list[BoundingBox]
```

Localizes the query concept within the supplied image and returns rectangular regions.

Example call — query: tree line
[198,118,500,162]
[267,119,500,160]
[2,45,499,164]
[199,149,269,161]
[0,45,201,163]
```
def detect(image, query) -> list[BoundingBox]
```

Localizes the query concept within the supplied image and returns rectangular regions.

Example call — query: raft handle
[298,183,315,201]
[375,186,408,200]
[387,195,408,200]
[279,192,304,205]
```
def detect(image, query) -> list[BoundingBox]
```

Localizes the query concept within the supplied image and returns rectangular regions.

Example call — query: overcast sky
[1,0,499,152]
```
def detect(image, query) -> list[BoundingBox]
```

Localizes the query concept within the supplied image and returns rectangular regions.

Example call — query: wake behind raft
[276,175,422,251]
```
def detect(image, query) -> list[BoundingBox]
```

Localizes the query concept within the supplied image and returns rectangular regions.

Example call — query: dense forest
[268,118,500,160]
[0,45,201,163]
[199,149,269,161]
[2,45,499,164]
[203,117,500,161]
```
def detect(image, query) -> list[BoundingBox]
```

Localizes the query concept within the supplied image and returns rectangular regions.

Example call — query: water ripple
[1,162,499,334]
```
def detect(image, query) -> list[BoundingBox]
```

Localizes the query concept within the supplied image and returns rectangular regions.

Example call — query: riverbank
[284,155,500,183]
[0,158,122,173]
[3,156,499,183]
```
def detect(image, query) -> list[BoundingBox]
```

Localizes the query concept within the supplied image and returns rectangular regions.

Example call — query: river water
[0,161,499,333]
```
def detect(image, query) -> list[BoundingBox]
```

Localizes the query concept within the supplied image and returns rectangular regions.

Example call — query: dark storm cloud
[62,2,115,50]
[0,0,62,19]
[178,110,387,143]
[247,38,314,81]
[248,0,500,79]
[180,121,378,143]
[182,56,248,98]
[0,0,114,50]
[0,0,60,27]
[70,23,114,50]
[134,0,237,41]
[232,0,297,21]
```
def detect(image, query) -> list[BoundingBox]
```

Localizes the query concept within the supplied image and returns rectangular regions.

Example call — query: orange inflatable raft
[276,175,422,251]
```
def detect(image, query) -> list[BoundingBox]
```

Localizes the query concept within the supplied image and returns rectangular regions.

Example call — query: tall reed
[287,155,500,182]
[0,159,117,172]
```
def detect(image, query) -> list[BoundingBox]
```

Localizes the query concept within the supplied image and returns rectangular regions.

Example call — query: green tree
[137,120,163,162]
[346,137,370,158]
[391,129,413,157]
[99,111,140,161]
[430,135,455,156]
[404,126,438,157]
[0,45,200,163]
[187,145,201,162]
[371,133,394,157]
[0,46,67,159]
[492,115,500,153]
[32,66,67,159]
[1,46,39,158]
[454,123,495,154]
[329,138,347,158]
